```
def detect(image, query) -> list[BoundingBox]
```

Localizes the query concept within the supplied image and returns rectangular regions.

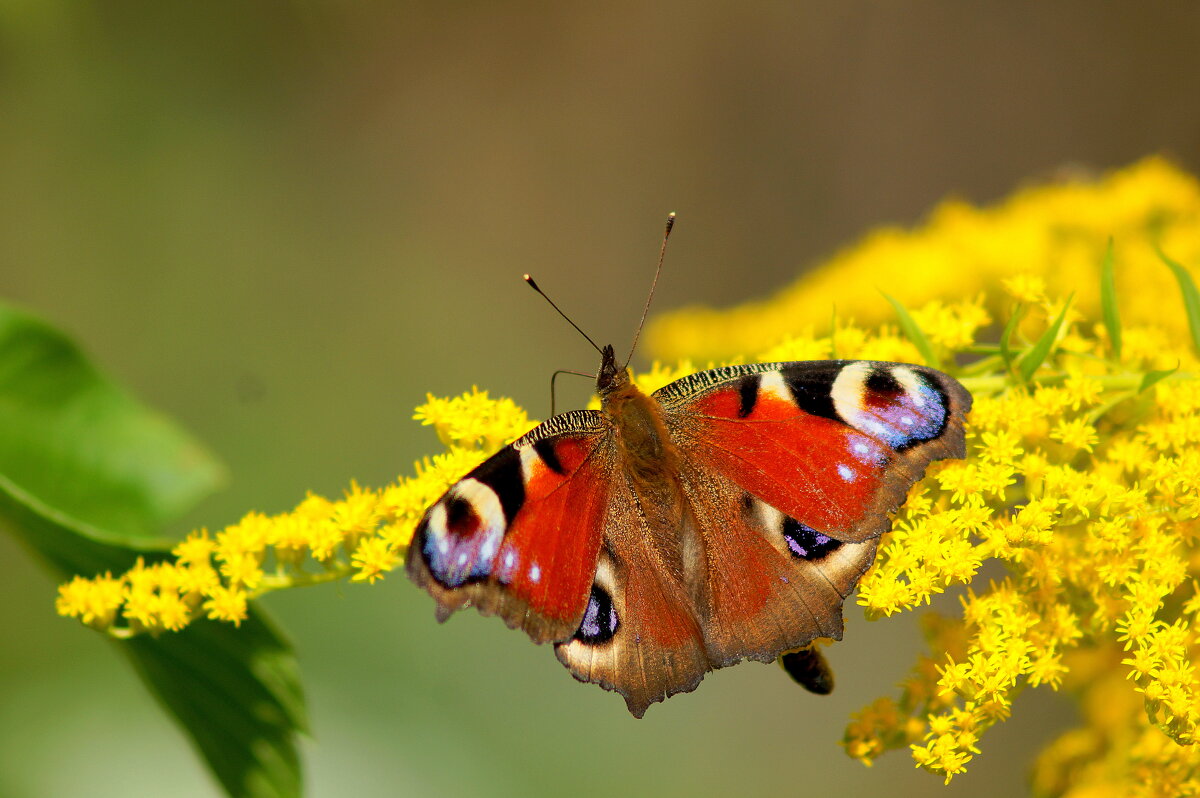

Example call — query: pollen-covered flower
[351,537,400,584]
[203,585,248,626]
[56,572,124,630]
[413,386,534,451]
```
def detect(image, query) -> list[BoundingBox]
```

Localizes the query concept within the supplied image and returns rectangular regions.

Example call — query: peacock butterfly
[406,217,972,717]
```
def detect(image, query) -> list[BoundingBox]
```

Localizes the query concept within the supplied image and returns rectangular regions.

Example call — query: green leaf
[1159,248,1200,355]
[0,301,305,798]
[0,483,306,798]
[1139,363,1180,393]
[1100,238,1121,358]
[881,291,942,369]
[126,612,306,798]
[0,301,225,543]
[999,302,1025,378]
[1019,294,1074,383]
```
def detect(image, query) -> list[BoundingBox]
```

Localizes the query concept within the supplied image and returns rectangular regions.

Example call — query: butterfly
[406,224,972,717]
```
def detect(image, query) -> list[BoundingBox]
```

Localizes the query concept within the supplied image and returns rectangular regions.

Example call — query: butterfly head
[595,344,630,397]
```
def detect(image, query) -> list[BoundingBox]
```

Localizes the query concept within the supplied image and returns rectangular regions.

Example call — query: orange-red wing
[657,360,971,543]
[406,410,616,643]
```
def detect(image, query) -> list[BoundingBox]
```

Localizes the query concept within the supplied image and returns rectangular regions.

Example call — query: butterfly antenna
[548,368,593,416]
[624,211,676,368]
[524,274,604,356]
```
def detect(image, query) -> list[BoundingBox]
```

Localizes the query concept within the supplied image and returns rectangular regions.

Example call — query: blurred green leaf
[881,291,942,369]
[1100,239,1121,358]
[1139,363,1179,393]
[1159,248,1200,355]
[1019,294,1074,383]
[999,302,1025,378]
[0,302,304,798]
[0,301,225,542]
[1,487,306,798]
[126,611,306,798]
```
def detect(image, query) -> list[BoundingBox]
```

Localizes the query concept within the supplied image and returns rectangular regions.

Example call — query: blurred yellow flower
[645,156,1200,364]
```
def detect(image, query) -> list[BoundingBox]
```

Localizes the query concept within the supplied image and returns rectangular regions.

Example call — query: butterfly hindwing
[657,360,971,544]
[677,462,881,668]
[407,410,615,643]
[554,492,710,718]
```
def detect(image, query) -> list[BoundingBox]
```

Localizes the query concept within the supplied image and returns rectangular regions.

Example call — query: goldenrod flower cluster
[56,158,1200,794]
[56,387,534,636]
[837,302,1200,790]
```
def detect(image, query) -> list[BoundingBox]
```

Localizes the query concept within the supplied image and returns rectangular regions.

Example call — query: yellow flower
[54,385,527,637]
[351,537,399,584]
[172,530,215,566]
[1002,274,1047,304]
[55,572,124,630]
[1050,417,1100,453]
[646,157,1200,363]
[413,386,535,450]
[203,586,248,626]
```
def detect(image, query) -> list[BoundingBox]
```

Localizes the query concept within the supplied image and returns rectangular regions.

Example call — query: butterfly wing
[406,411,617,644]
[552,459,876,716]
[409,404,713,716]
[657,360,971,543]
[675,460,881,668]
[553,481,711,718]
[657,360,970,665]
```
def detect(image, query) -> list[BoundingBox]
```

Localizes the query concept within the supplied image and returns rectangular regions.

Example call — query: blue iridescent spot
[782,517,842,561]
[850,438,882,464]
[420,490,503,588]
[861,370,947,450]
[422,529,498,587]
[575,584,619,644]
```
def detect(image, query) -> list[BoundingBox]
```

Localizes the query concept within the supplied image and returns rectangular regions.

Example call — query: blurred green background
[3,3,1199,796]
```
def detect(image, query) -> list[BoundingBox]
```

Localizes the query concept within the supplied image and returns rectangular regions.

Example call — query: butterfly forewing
[407,410,615,643]
[656,360,971,544]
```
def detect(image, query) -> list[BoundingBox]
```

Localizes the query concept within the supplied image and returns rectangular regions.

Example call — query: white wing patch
[831,362,874,434]
[518,445,544,482]
[891,365,928,408]
[758,370,791,403]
